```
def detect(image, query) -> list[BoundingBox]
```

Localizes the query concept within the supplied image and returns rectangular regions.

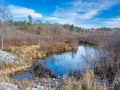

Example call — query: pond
[12,45,100,80]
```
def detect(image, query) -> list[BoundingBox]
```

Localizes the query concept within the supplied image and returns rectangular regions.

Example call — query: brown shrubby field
[0,23,119,90]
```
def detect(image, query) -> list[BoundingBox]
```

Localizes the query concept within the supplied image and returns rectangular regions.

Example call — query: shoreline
[0,43,77,75]
[0,40,99,75]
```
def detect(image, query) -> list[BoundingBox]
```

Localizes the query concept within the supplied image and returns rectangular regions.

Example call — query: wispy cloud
[49,0,120,28]
[104,17,120,27]
[45,16,59,21]
[8,0,120,28]
[9,5,43,18]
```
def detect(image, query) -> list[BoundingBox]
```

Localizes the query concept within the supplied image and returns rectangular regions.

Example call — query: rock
[0,50,17,64]
[0,82,19,90]
[33,86,47,90]
[24,78,63,90]
[26,85,48,90]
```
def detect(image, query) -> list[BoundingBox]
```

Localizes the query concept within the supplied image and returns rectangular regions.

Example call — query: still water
[43,45,99,76]
[13,45,99,80]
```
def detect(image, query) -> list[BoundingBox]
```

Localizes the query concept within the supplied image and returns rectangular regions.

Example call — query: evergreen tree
[28,15,32,25]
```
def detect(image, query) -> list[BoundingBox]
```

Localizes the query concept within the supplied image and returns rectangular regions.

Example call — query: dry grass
[110,72,120,90]
[0,26,79,75]
[92,31,120,83]
[0,45,43,74]
[1,70,107,90]
[59,70,107,90]
[0,26,78,49]
[0,25,119,89]
[79,30,112,45]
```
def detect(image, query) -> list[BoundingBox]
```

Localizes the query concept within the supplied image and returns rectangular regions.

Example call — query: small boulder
[0,82,19,90]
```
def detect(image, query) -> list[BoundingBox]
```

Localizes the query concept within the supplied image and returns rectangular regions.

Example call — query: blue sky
[4,0,120,28]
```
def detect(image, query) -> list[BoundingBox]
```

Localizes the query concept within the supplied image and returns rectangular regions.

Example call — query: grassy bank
[0,25,119,89]
[0,28,79,74]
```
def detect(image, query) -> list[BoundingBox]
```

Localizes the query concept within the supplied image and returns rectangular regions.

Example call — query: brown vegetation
[0,22,120,89]
[61,70,107,90]
[94,31,120,83]
[0,26,79,74]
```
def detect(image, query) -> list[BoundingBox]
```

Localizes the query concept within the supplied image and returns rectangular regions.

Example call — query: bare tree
[0,0,12,50]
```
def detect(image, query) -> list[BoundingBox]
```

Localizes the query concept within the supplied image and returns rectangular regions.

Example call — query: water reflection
[43,45,99,76]
[12,72,33,80]
[12,45,100,80]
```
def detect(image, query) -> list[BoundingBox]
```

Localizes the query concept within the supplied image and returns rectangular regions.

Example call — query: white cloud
[8,0,120,28]
[82,10,98,19]
[50,0,120,28]
[45,17,59,21]
[9,5,43,18]
[104,17,120,27]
